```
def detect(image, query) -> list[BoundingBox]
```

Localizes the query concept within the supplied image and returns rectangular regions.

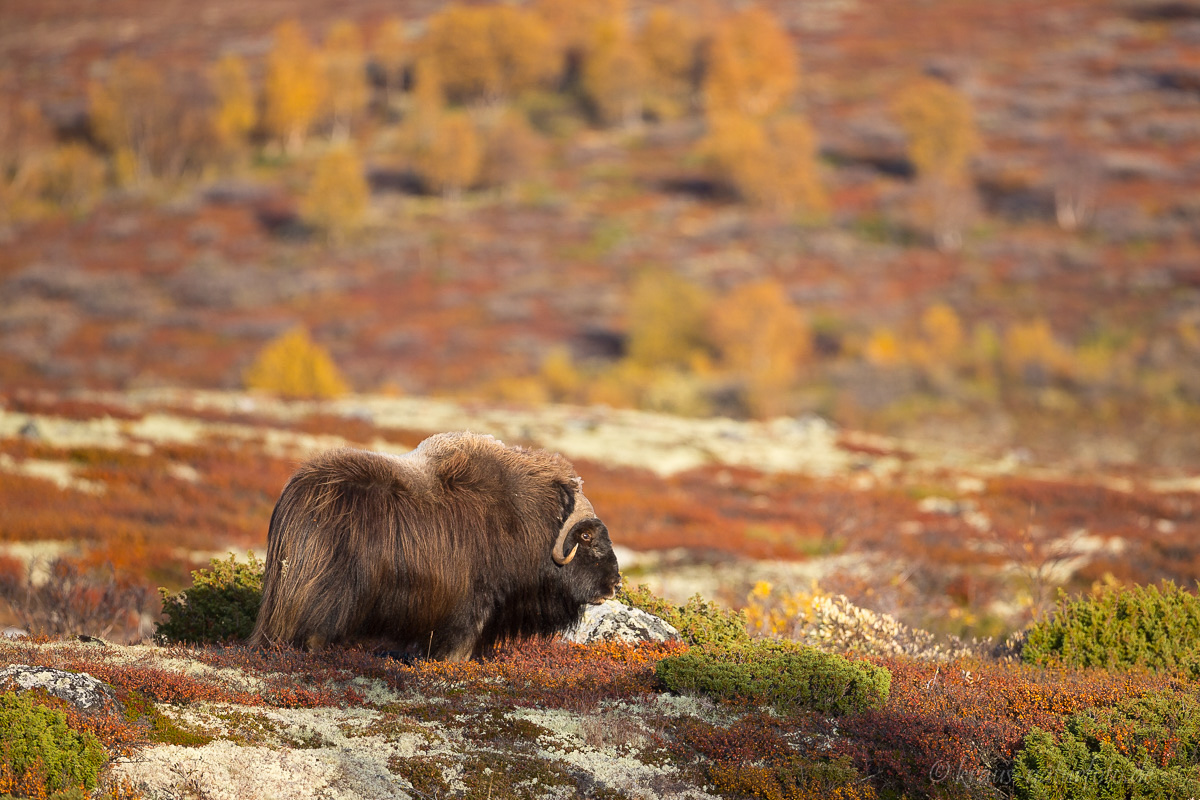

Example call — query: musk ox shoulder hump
[296,447,435,500]
[414,431,577,495]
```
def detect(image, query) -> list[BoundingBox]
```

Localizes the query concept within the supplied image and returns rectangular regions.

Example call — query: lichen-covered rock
[0,664,116,712]
[563,600,680,644]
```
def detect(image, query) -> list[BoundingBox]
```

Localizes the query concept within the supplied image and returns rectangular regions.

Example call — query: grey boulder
[563,600,680,644]
[0,664,117,712]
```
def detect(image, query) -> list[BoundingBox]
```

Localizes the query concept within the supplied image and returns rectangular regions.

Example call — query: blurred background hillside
[2,0,1200,644]
[3,0,1199,467]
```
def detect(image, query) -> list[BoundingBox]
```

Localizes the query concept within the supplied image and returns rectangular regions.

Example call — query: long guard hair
[249,432,619,660]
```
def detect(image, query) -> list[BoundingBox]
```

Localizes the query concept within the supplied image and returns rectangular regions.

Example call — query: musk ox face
[553,479,621,605]
[249,433,623,661]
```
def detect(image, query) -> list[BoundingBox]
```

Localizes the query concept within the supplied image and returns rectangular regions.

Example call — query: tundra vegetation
[2,0,1199,470]
[2,0,1200,794]
[5,553,1200,799]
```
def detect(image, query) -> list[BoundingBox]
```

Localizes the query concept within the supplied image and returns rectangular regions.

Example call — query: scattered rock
[0,664,117,712]
[563,600,681,645]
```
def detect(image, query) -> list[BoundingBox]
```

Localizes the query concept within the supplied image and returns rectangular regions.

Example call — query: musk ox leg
[426,608,489,662]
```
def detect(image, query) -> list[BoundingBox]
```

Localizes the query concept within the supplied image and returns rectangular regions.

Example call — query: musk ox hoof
[562,600,680,645]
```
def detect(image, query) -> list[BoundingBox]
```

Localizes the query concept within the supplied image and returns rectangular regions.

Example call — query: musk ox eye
[579,530,593,544]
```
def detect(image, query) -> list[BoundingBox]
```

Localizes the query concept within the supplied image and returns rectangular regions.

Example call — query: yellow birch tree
[636,6,699,120]
[371,17,407,111]
[703,111,827,215]
[88,54,207,184]
[262,20,327,155]
[210,54,256,159]
[244,327,349,398]
[711,279,810,417]
[532,0,626,58]
[413,111,481,200]
[626,270,712,370]
[424,4,558,104]
[300,145,370,242]
[323,20,368,142]
[424,5,496,102]
[703,6,798,121]
[891,76,980,250]
[581,14,646,127]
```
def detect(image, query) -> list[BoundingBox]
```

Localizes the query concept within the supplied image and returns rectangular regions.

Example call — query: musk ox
[249,431,621,660]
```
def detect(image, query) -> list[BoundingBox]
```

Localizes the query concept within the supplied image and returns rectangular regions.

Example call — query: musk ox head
[249,432,621,660]
[552,477,620,605]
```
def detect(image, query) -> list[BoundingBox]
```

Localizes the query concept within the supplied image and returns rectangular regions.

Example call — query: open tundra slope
[1,387,1199,643]
[1,386,1173,484]
[0,637,726,800]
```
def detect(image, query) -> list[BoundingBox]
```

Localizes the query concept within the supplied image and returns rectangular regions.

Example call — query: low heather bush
[1022,581,1200,675]
[748,583,987,661]
[156,553,263,645]
[709,755,877,800]
[1013,689,1200,799]
[618,582,750,648]
[657,640,891,715]
[0,691,107,796]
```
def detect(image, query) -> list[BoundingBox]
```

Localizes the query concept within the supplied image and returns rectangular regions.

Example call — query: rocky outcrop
[563,600,681,645]
[0,664,117,712]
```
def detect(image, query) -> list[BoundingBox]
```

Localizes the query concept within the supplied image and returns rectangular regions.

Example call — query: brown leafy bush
[0,558,153,642]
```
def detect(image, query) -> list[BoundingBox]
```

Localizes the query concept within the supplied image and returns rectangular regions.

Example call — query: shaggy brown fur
[249,432,620,660]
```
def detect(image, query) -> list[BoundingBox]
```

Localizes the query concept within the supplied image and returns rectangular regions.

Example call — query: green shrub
[1013,690,1200,800]
[0,692,106,794]
[656,640,891,715]
[1022,581,1200,675]
[156,553,264,645]
[618,582,750,649]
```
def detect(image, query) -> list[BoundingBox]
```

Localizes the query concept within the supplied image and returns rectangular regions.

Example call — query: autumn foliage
[262,21,327,154]
[423,4,558,104]
[209,54,256,155]
[300,145,370,240]
[703,6,799,121]
[243,327,349,399]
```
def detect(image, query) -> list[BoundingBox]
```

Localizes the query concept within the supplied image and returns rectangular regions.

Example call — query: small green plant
[1013,690,1200,799]
[122,691,213,747]
[618,582,750,649]
[1022,581,1200,675]
[656,640,891,715]
[388,756,451,796]
[156,553,264,645]
[0,692,107,795]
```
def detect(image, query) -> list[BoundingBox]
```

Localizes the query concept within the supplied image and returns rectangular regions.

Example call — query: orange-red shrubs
[398,638,687,709]
[0,557,153,641]
[675,713,792,765]
[168,638,683,711]
[831,656,1183,797]
[0,554,22,587]
[2,394,144,422]
[0,759,52,800]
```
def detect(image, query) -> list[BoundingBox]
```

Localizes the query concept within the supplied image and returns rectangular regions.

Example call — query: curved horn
[552,481,593,566]
[552,536,577,566]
